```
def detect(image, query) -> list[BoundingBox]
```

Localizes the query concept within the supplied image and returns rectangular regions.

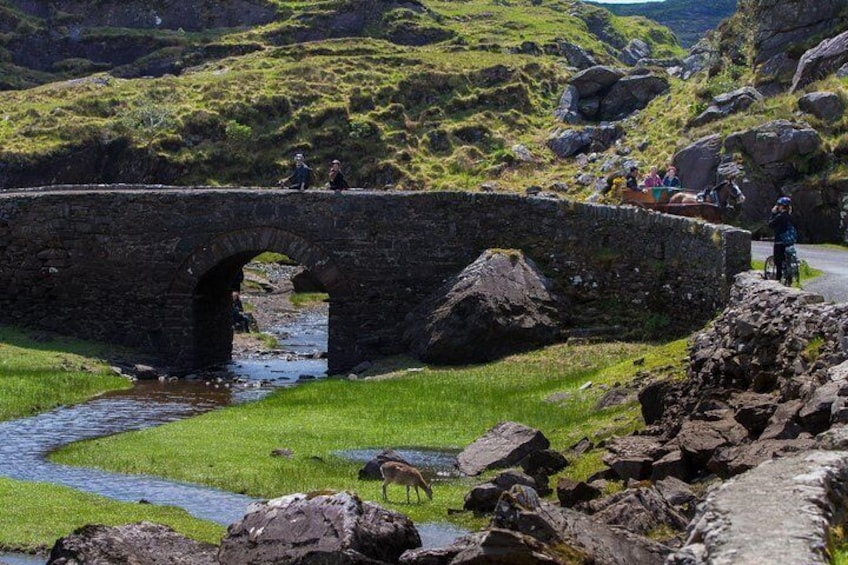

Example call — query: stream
[0,308,465,564]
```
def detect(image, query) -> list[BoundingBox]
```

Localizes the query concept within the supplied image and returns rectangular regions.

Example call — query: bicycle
[764,245,801,286]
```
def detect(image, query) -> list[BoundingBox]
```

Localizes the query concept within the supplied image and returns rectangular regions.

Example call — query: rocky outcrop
[560,65,669,124]
[798,91,845,121]
[669,450,848,564]
[218,491,421,565]
[672,134,723,192]
[618,39,651,66]
[403,249,563,365]
[457,421,550,476]
[689,87,763,127]
[791,30,848,92]
[47,522,218,565]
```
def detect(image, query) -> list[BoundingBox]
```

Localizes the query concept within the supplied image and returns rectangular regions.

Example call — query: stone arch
[166,227,346,368]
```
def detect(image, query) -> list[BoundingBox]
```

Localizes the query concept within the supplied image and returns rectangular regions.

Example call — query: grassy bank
[0,326,131,421]
[0,326,226,553]
[51,339,687,526]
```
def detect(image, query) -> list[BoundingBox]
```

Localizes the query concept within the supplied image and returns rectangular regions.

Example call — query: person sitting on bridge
[662,166,681,188]
[280,153,312,190]
[327,159,349,191]
[625,166,641,191]
[768,196,796,281]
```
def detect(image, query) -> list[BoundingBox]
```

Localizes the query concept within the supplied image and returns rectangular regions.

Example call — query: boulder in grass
[404,249,563,365]
[218,491,421,565]
[457,422,550,476]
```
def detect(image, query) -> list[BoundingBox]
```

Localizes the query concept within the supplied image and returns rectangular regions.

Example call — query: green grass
[0,478,224,554]
[290,292,329,308]
[51,339,688,526]
[0,326,132,422]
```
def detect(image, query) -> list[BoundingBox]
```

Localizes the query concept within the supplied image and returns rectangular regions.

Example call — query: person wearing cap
[768,196,796,281]
[625,165,641,191]
[282,153,312,190]
[328,159,349,191]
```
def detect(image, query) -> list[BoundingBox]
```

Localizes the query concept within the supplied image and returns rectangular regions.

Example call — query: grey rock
[587,486,689,536]
[556,477,601,508]
[798,91,845,121]
[358,448,411,480]
[651,449,688,482]
[568,65,624,98]
[404,249,562,365]
[558,41,598,70]
[547,125,623,158]
[672,134,722,192]
[219,491,421,565]
[598,74,669,121]
[457,421,550,476]
[689,86,763,127]
[792,30,848,92]
[553,85,581,124]
[47,522,217,565]
[400,528,568,565]
[618,38,651,66]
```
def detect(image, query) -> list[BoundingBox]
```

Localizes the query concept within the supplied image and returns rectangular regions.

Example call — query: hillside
[589,0,736,47]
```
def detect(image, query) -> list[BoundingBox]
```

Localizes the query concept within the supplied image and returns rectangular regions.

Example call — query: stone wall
[0,186,750,372]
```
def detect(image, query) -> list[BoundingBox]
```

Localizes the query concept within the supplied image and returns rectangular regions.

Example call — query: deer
[380,461,433,504]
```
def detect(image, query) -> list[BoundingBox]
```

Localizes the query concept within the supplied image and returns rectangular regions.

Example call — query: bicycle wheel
[764,256,777,280]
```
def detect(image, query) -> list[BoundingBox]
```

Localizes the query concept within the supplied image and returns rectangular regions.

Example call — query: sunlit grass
[52,339,688,525]
[0,478,224,553]
[0,326,131,422]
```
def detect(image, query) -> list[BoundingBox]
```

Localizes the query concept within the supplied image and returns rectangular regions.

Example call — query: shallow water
[338,447,462,478]
[0,309,466,562]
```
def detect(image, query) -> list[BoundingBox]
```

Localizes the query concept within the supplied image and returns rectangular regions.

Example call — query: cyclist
[768,196,797,281]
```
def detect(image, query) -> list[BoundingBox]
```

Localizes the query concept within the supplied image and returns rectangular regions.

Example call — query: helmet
[777,196,791,206]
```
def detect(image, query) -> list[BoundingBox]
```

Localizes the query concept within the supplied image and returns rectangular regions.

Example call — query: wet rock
[219,491,420,565]
[457,422,550,476]
[404,249,563,365]
[358,449,411,480]
[132,364,160,380]
[798,91,845,121]
[47,522,217,565]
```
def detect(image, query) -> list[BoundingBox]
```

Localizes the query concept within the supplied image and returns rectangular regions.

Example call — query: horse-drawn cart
[621,181,744,224]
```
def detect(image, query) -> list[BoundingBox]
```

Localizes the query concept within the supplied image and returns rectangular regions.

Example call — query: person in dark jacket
[282,153,311,190]
[328,159,349,191]
[768,196,796,281]
[625,166,640,191]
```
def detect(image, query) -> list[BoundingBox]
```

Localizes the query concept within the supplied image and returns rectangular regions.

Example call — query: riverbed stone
[47,521,218,565]
[218,491,421,565]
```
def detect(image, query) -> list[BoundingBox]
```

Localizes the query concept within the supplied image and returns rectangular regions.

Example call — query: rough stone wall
[0,187,750,372]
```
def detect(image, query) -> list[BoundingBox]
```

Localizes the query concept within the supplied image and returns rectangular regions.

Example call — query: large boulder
[457,422,550,476]
[672,134,722,192]
[47,522,218,565]
[598,74,669,121]
[547,125,623,158]
[557,41,598,70]
[553,85,581,124]
[218,491,421,565]
[791,30,848,92]
[586,486,689,537]
[568,65,625,98]
[750,0,846,65]
[618,39,651,66]
[403,249,562,365]
[400,528,578,565]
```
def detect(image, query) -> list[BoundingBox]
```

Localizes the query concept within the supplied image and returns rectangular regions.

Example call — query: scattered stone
[556,477,601,508]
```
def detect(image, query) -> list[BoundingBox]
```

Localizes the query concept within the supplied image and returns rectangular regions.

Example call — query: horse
[666,179,745,223]
[669,179,746,207]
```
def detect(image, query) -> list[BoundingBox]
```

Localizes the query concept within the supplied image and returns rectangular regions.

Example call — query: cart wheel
[764,256,777,281]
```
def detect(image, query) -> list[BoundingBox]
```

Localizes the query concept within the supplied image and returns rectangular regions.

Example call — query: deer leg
[406,485,411,504]
[382,481,388,501]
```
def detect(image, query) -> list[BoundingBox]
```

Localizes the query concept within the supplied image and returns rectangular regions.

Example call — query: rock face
[792,30,848,92]
[457,422,551,476]
[672,134,723,192]
[47,522,218,565]
[403,249,563,365]
[547,125,623,157]
[218,491,421,565]
[560,65,668,124]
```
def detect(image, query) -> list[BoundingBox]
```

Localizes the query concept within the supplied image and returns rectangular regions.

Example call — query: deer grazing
[380,461,433,503]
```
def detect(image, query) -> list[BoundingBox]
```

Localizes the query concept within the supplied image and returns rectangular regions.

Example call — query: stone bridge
[0,186,750,373]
